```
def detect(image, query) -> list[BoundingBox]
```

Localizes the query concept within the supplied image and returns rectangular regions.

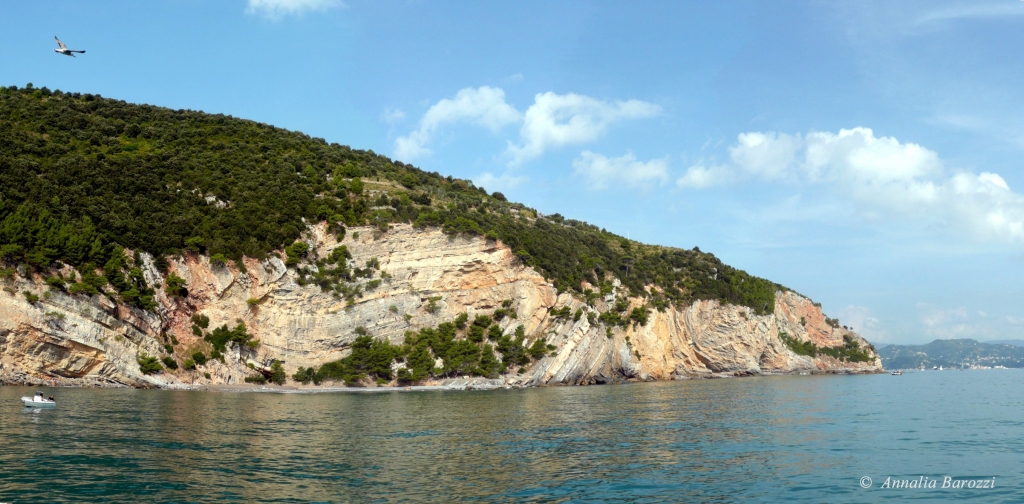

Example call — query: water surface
[1,370,1021,502]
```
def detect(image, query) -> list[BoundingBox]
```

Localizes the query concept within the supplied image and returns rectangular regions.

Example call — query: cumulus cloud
[506,92,661,165]
[393,86,521,161]
[246,0,343,19]
[676,164,734,189]
[678,127,1024,243]
[394,87,660,166]
[476,171,528,192]
[573,151,668,190]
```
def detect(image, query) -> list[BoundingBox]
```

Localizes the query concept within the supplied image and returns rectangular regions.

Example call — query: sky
[3,0,1024,345]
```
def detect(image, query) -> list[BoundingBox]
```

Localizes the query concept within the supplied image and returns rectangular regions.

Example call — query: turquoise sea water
[1,370,1021,502]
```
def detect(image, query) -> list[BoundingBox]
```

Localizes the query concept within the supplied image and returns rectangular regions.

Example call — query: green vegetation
[779,332,818,357]
[269,360,286,385]
[191,351,208,365]
[164,273,187,298]
[778,332,873,363]
[292,309,546,386]
[137,353,162,374]
[204,322,258,352]
[0,85,782,316]
[191,314,210,329]
[161,356,178,370]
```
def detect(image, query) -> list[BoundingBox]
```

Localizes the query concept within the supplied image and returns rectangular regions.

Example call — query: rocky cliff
[0,224,882,388]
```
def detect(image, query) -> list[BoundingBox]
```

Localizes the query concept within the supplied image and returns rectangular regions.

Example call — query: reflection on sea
[1,370,1023,502]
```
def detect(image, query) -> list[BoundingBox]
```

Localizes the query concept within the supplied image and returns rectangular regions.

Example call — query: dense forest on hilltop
[0,84,781,313]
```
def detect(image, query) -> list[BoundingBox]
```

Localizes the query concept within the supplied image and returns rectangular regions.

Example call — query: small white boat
[21,393,56,408]
[891,370,903,376]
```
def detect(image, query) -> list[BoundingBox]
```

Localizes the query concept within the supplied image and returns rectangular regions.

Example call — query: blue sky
[3,0,1024,344]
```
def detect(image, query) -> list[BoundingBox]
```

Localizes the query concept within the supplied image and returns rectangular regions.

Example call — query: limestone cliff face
[0,224,882,388]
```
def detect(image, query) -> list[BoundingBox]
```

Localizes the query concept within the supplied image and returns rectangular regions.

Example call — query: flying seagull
[53,36,85,57]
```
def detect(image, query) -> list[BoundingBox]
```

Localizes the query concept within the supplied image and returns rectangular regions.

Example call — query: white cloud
[835,305,885,342]
[476,172,528,192]
[918,303,968,329]
[676,165,734,189]
[381,107,405,125]
[394,87,660,165]
[1006,316,1024,326]
[246,0,343,19]
[679,127,1024,243]
[506,92,661,165]
[572,151,668,190]
[915,3,1024,26]
[393,86,521,161]
[729,131,802,181]
[914,303,987,340]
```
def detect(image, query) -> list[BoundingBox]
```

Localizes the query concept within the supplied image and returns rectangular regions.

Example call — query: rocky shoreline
[0,366,884,392]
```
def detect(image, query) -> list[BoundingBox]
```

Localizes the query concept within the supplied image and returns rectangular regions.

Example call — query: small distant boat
[891,370,903,375]
[21,393,56,408]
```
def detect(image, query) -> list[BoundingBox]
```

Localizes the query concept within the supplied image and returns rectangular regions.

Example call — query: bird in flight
[53,36,85,57]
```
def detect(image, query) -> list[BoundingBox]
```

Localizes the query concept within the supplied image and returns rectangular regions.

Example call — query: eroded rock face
[0,225,881,388]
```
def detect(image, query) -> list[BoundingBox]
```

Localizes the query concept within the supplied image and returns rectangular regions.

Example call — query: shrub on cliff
[779,332,873,363]
[817,335,874,363]
[164,273,187,298]
[269,360,287,385]
[191,314,210,329]
[161,356,178,370]
[315,333,403,385]
[528,337,550,360]
[205,322,257,352]
[293,366,319,385]
[779,332,818,357]
[137,353,162,374]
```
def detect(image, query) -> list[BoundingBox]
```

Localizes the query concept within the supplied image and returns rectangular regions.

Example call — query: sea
[1,369,1021,503]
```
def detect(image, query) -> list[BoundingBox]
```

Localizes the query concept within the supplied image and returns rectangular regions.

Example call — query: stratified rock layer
[0,225,881,388]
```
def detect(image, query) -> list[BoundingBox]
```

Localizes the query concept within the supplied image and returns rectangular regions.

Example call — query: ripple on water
[1,371,1023,502]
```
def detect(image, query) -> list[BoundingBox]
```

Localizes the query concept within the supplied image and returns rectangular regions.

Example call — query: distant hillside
[985,339,1024,347]
[879,339,1024,369]
[0,84,781,314]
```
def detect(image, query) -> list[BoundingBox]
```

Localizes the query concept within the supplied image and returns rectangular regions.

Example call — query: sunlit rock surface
[0,224,881,388]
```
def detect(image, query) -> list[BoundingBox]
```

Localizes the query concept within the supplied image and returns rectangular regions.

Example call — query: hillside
[0,84,777,312]
[880,339,1024,369]
[0,85,882,388]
